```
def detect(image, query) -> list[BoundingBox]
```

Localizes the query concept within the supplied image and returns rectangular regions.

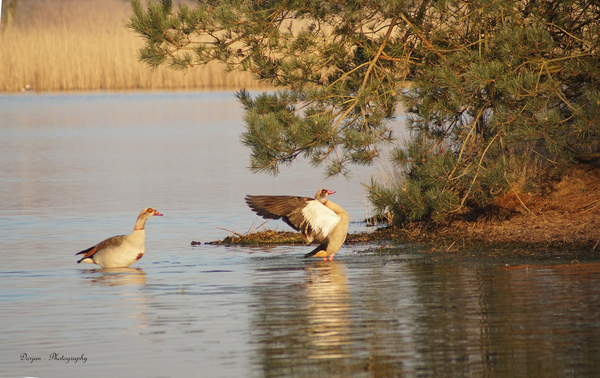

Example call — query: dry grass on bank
[466,164,600,247]
[0,0,266,92]
[396,164,600,253]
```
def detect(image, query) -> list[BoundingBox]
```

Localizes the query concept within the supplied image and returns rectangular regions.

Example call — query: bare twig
[507,180,536,216]
[450,133,499,213]
[216,227,246,237]
[578,199,599,210]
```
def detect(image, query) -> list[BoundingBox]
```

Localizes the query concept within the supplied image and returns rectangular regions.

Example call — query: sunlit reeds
[0,0,266,92]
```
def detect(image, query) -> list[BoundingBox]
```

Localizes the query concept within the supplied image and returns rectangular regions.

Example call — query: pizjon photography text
[20,353,88,364]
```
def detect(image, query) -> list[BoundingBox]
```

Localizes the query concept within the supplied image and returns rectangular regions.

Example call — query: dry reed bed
[0,0,265,92]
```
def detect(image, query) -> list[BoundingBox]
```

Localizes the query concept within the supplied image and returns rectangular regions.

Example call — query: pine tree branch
[331,15,400,133]
[450,133,499,213]
[360,15,399,90]
[398,11,446,63]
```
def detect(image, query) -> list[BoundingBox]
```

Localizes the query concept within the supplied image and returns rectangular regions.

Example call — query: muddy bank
[365,164,600,259]
[421,164,600,253]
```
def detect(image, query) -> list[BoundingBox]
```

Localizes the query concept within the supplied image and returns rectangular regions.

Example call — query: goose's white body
[84,230,146,268]
[245,189,349,261]
[300,200,341,243]
[76,208,162,268]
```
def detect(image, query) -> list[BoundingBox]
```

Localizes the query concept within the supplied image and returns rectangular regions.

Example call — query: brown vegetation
[203,230,306,246]
[0,0,266,92]
[464,164,600,247]
[383,164,600,255]
[200,229,372,246]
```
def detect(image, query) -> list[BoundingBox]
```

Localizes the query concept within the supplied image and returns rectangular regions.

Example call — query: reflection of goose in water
[79,267,149,334]
[81,267,147,286]
[305,261,352,359]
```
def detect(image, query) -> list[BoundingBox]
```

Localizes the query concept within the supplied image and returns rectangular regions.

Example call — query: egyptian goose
[76,208,163,268]
[245,189,350,261]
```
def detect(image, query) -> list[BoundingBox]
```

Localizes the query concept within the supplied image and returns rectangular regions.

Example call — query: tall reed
[0,0,266,92]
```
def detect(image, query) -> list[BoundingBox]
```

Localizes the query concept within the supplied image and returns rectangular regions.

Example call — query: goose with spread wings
[245,189,349,261]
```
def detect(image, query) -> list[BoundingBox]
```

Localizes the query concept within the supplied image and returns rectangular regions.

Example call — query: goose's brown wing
[76,234,127,261]
[245,195,339,243]
[245,195,311,229]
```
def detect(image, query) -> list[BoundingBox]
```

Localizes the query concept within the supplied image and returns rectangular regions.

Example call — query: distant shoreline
[0,0,267,92]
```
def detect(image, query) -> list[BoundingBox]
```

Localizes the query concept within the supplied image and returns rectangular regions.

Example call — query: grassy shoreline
[1,0,266,92]
[201,226,599,253]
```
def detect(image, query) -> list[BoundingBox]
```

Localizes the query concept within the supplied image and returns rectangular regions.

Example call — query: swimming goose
[76,208,162,268]
[245,189,349,261]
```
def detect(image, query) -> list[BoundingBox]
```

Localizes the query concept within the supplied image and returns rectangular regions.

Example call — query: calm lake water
[1,91,600,378]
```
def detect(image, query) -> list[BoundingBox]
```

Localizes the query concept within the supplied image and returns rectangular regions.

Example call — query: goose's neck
[325,200,347,216]
[134,216,149,231]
